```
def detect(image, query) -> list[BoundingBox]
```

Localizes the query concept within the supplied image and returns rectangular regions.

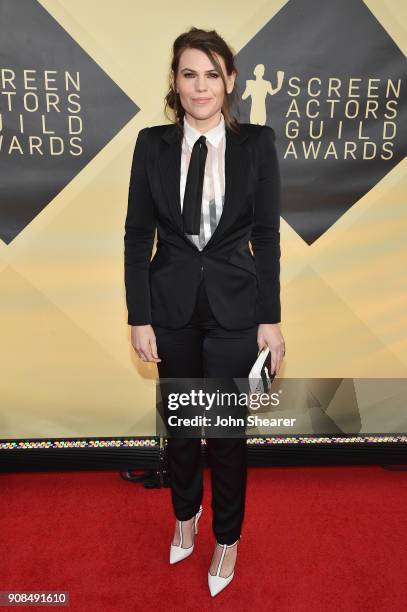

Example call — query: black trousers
[153,278,259,544]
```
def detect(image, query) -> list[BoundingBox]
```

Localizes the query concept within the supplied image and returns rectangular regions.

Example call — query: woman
[124,27,285,597]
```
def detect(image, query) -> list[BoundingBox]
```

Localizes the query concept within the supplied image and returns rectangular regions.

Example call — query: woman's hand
[131,325,162,363]
[257,323,285,375]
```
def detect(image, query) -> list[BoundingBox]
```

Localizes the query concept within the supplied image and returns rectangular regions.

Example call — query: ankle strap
[217,538,240,548]
[214,539,239,577]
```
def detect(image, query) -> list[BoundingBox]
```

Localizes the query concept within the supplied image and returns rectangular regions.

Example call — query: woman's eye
[183,73,219,78]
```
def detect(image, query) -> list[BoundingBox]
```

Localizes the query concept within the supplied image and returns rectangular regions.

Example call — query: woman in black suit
[124,27,285,596]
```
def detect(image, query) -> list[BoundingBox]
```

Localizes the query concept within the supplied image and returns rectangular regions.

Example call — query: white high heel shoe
[169,505,203,565]
[208,539,240,597]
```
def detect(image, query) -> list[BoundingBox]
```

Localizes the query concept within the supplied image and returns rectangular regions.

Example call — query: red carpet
[1,465,406,611]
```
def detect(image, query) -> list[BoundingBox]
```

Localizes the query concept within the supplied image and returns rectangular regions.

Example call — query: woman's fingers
[260,337,285,375]
[149,336,161,361]
[138,340,161,362]
[132,325,162,363]
[257,336,267,351]
[272,347,283,375]
[275,342,286,374]
[270,350,277,375]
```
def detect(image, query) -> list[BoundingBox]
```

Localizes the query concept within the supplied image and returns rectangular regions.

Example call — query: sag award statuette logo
[234,0,407,244]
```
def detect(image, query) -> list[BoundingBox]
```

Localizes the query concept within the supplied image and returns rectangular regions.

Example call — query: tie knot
[196,135,206,148]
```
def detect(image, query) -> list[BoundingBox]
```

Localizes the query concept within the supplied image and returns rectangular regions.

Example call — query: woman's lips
[192,98,212,104]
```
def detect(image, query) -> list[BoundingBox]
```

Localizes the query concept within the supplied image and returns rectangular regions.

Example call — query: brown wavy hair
[164,27,240,135]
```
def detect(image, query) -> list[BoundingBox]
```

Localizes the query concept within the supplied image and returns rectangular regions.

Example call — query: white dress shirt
[180,112,226,250]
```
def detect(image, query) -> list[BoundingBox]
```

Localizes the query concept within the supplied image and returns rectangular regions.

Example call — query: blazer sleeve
[251,125,281,324]
[124,127,156,325]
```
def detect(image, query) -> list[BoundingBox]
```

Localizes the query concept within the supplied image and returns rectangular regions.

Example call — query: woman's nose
[196,78,208,91]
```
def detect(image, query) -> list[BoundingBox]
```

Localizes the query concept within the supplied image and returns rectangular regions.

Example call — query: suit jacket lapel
[158,121,249,249]
[158,125,183,241]
[207,124,249,250]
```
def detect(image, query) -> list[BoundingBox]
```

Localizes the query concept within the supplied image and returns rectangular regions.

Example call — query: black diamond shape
[233,0,407,244]
[0,0,139,244]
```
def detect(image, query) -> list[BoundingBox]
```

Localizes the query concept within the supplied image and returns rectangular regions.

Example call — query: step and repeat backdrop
[0,0,406,440]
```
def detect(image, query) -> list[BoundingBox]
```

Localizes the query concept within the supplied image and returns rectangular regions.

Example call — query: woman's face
[174,48,235,125]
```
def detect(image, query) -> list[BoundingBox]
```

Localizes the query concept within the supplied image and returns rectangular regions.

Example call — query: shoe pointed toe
[170,543,194,564]
[208,571,234,596]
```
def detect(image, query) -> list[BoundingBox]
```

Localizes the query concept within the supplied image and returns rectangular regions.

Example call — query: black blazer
[124,121,281,330]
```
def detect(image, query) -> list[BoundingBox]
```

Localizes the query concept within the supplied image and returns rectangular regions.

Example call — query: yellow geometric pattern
[1,1,406,438]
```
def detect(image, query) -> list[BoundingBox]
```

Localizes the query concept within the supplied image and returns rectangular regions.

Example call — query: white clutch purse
[248,346,274,394]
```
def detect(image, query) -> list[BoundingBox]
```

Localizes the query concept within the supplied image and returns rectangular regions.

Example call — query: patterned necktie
[182,134,208,235]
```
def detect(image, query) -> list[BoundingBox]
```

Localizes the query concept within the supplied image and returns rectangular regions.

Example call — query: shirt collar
[183,112,225,149]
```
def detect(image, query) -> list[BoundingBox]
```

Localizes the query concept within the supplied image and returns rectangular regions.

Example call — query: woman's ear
[171,71,178,94]
[226,70,237,94]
